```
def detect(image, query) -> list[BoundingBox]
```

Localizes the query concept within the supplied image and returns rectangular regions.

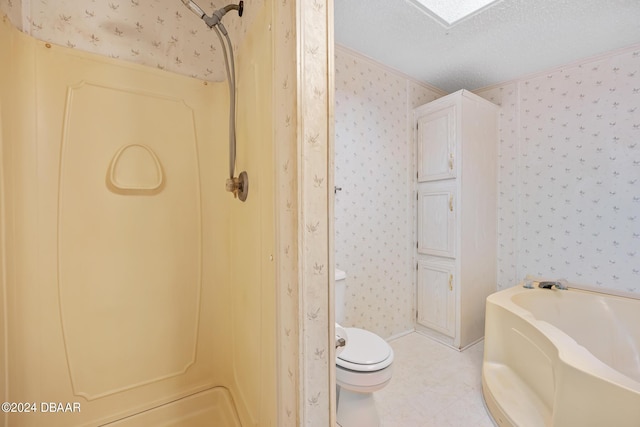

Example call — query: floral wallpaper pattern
[334,46,444,339]
[0,0,263,81]
[0,0,18,29]
[273,0,300,425]
[298,1,332,425]
[336,42,640,343]
[474,82,521,292]
[476,44,640,294]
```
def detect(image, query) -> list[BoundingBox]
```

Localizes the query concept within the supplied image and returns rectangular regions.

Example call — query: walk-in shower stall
[0,2,276,425]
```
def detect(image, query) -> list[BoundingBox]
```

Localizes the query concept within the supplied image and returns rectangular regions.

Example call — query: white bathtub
[482,283,640,427]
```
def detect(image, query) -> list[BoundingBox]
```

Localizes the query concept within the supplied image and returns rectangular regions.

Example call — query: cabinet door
[417,260,455,337]
[418,188,455,258]
[416,105,456,182]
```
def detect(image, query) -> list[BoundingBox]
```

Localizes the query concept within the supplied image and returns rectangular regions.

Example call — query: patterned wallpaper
[334,46,445,339]
[298,1,333,425]
[475,82,521,292]
[0,0,263,81]
[336,42,640,345]
[272,0,300,425]
[476,44,640,294]
[0,0,18,29]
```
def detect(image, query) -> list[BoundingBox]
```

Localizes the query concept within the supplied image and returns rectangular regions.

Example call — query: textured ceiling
[334,0,640,92]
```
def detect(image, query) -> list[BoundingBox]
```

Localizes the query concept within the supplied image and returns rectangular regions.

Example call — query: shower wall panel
[1,19,236,427]
[0,14,9,412]
[226,4,277,426]
[0,18,39,424]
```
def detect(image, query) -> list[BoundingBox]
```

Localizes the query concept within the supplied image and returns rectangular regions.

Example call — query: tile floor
[374,332,496,427]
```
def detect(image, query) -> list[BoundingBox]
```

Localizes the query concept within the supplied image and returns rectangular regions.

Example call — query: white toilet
[335,268,394,427]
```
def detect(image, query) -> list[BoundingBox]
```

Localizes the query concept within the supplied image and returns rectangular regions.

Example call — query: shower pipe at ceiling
[180,0,248,202]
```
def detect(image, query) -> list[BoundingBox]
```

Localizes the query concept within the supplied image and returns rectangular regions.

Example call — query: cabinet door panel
[417,260,455,337]
[418,188,455,258]
[417,105,455,182]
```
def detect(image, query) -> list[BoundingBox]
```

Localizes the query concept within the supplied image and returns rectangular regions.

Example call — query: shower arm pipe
[180,0,244,25]
[203,4,243,29]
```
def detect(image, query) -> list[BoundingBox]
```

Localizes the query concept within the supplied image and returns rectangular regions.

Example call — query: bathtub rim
[486,283,640,393]
[518,275,640,301]
[483,283,640,427]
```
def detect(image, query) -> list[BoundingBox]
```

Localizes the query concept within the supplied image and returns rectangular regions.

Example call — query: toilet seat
[337,328,393,372]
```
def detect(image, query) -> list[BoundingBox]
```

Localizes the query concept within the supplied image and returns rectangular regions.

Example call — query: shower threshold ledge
[104,387,241,427]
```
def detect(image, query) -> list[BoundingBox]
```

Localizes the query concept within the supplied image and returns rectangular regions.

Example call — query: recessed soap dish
[107,144,164,195]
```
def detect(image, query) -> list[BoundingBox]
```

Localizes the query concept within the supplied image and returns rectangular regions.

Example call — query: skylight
[412,0,502,27]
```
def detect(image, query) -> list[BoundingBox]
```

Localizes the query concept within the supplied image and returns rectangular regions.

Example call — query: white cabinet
[417,183,455,258]
[417,105,456,181]
[417,258,455,337]
[414,90,498,350]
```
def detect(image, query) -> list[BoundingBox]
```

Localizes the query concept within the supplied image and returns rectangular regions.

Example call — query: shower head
[180,1,244,28]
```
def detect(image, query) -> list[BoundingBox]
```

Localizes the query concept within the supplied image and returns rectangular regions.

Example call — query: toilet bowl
[335,269,393,427]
